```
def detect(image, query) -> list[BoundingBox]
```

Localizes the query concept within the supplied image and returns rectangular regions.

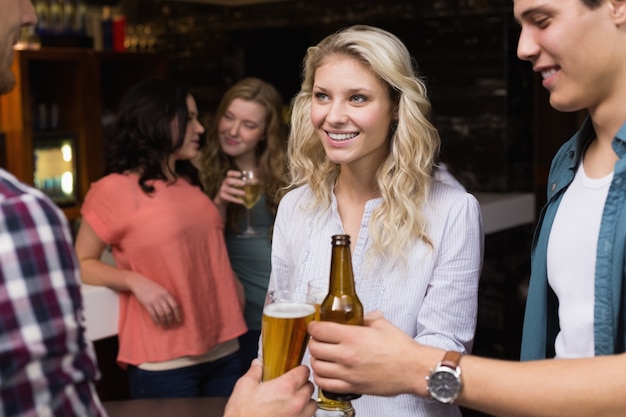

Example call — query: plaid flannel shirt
[0,170,105,416]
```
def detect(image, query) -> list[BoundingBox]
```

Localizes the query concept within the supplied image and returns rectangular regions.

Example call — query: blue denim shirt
[521,117,626,360]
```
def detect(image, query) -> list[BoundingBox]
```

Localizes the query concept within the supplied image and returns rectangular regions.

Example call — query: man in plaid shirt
[0,1,105,415]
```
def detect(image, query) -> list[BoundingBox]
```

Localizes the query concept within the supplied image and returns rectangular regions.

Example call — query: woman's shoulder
[281,184,314,204]
[429,180,479,210]
[89,173,136,195]
[275,185,317,221]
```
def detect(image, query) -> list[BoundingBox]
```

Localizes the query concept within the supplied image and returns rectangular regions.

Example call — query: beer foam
[264,302,315,318]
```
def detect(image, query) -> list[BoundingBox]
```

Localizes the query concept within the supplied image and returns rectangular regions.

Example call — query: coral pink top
[81,173,247,366]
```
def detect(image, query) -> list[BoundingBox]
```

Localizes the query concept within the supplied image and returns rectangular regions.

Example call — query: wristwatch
[426,350,463,404]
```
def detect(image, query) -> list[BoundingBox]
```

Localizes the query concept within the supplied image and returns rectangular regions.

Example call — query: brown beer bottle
[320,234,364,402]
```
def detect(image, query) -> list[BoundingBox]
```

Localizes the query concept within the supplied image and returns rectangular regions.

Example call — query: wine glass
[238,169,262,238]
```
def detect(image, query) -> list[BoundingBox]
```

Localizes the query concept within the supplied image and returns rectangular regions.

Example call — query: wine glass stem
[246,208,252,232]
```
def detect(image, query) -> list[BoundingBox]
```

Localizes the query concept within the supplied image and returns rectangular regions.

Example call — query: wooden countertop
[103,397,228,417]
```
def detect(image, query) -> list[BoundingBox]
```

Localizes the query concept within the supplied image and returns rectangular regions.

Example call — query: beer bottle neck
[329,245,357,295]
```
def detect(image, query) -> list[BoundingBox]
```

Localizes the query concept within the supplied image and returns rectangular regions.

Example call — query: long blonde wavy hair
[198,77,289,219]
[288,25,441,257]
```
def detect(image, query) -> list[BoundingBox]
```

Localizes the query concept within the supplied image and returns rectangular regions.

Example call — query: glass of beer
[262,290,316,382]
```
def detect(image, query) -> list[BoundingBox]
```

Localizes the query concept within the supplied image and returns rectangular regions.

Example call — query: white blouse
[269,179,484,417]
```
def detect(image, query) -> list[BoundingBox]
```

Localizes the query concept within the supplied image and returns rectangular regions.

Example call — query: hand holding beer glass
[262,290,316,382]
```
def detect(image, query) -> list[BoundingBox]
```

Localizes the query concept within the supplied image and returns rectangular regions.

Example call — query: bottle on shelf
[101,6,113,50]
[48,0,64,35]
[34,0,50,37]
[73,0,87,37]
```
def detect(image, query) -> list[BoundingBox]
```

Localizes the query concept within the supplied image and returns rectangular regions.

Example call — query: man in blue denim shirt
[521,118,626,360]
[307,0,626,416]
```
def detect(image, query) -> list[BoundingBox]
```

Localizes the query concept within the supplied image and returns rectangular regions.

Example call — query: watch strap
[440,350,462,369]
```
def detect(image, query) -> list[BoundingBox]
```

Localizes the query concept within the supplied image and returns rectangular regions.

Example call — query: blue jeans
[238,329,261,375]
[127,351,242,399]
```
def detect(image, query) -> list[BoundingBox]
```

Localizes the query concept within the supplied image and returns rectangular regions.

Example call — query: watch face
[428,369,461,403]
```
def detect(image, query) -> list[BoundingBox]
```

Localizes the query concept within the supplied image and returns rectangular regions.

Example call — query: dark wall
[121,0,533,194]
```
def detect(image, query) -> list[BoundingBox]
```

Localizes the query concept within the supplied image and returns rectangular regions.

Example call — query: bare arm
[308,311,626,417]
[223,359,317,417]
[460,353,626,417]
[74,220,181,328]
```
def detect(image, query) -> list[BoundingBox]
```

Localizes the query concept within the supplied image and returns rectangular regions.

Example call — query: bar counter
[103,397,228,417]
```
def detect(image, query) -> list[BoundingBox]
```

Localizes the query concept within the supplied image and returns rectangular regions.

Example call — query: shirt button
[551,183,556,191]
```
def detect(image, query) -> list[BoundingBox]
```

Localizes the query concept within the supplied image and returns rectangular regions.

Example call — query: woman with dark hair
[103,78,202,192]
[75,78,247,399]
